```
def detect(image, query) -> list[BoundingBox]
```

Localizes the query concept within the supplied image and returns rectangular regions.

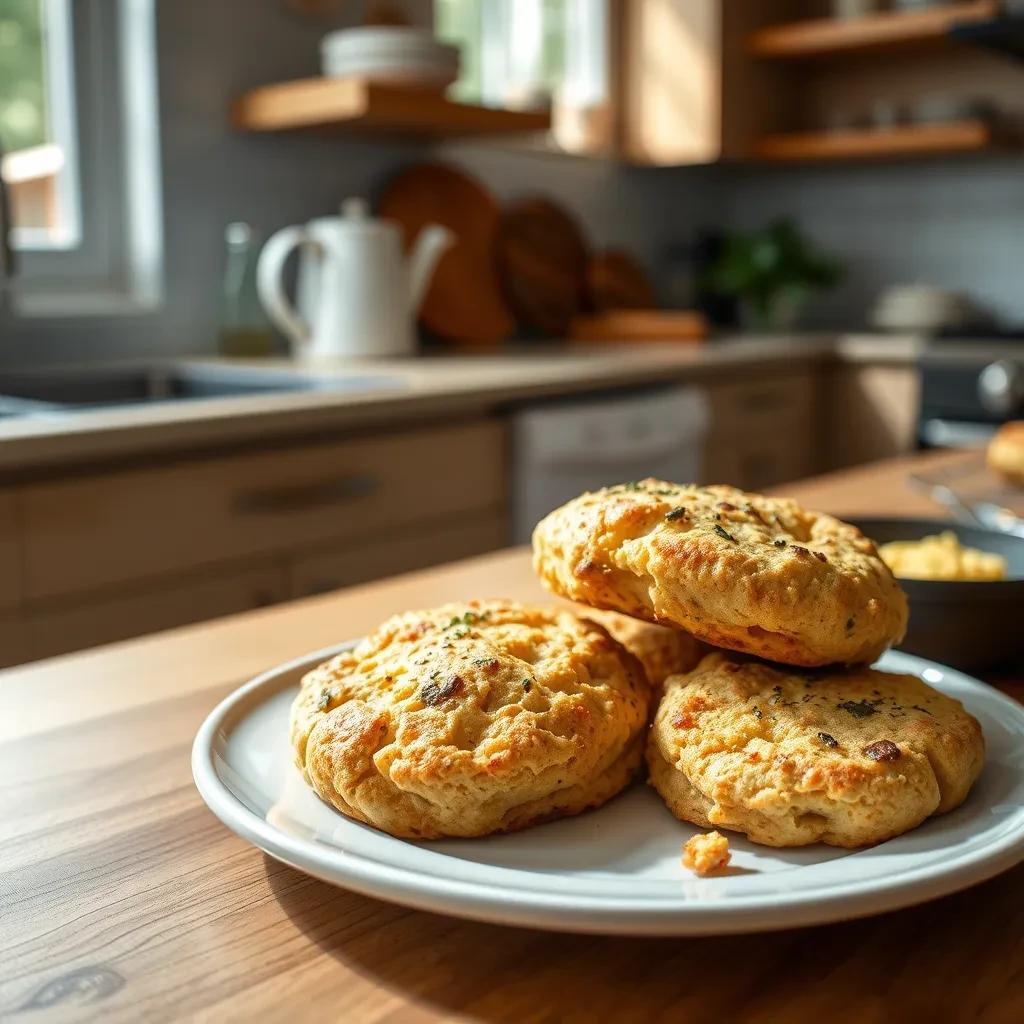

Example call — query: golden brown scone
[987,421,1024,487]
[577,606,706,688]
[533,479,908,667]
[290,599,650,839]
[648,652,985,848]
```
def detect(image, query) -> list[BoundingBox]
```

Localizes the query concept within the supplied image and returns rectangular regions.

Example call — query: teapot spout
[407,224,454,314]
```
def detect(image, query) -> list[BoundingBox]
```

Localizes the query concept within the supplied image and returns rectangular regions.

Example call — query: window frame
[11,0,163,317]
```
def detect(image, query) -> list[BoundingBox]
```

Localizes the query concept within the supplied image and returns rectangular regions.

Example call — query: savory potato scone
[648,652,985,848]
[533,480,908,667]
[578,606,706,688]
[987,421,1024,487]
[290,600,650,839]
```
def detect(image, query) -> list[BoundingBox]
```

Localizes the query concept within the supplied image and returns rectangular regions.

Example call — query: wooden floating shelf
[231,77,551,138]
[748,0,999,58]
[754,120,994,162]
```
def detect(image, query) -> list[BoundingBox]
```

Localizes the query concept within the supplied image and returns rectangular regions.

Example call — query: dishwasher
[511,385,709,543]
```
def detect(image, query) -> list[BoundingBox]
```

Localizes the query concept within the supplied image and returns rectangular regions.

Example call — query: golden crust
[532,479,908,667]
[987,421,1024,487]
[576,606,706,688]
[647,652,985,848]
[290,599,650,839]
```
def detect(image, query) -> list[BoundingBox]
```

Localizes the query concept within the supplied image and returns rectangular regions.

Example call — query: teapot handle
[257,226,321,349]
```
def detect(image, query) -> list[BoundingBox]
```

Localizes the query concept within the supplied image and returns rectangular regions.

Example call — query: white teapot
[256,198,452,359]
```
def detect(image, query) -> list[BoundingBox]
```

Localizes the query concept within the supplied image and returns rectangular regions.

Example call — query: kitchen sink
[0,363,402,415]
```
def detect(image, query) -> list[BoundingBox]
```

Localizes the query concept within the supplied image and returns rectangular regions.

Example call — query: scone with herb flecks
[290,600,651,839]
[533,480,908,667]
[647,652,984,848]
[577,606,706,688]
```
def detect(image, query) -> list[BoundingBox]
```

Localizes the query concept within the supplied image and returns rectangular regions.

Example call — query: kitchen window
[435,0,612,155]
[0,0,162,316]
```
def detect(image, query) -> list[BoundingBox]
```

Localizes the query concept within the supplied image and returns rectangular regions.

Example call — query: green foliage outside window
[0,0,48,153]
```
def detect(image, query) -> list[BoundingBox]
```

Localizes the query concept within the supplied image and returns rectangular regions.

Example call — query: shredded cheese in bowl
[879,531,1007,582]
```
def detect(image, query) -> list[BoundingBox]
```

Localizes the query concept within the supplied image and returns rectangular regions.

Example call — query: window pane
[1,0,78,247]
[0,0,48,152]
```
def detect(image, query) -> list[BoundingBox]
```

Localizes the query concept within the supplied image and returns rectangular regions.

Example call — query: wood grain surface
[3,450,1023,1023]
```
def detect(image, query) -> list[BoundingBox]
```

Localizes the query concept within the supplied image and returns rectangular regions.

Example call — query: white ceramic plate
[192,645,1024,936]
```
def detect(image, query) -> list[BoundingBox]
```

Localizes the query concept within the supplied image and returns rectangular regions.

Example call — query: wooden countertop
[2,451,1020,1022]
[0,333,922,475]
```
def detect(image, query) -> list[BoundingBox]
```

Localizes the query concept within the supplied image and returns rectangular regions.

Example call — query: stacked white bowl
[320,26,460,90]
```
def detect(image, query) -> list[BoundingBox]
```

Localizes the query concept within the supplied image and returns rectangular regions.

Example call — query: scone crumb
[682,831,731,876]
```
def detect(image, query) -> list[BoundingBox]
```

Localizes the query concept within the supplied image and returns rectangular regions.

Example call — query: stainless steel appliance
[511,385,708,543]
[917,340,1024,449]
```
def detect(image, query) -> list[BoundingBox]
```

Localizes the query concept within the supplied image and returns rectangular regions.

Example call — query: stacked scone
[533,481,985,849]
[289,479,984,852]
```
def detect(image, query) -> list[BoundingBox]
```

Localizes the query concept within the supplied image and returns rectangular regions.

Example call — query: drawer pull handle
[233,473,379,515]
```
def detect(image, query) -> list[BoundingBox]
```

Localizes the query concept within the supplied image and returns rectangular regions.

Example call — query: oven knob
[978,360,1024,416]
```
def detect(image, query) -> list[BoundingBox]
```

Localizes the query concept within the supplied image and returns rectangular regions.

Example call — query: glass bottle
[219,222,275,357]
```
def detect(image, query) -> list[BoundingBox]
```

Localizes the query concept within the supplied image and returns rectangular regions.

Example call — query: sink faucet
[0,134,15,308]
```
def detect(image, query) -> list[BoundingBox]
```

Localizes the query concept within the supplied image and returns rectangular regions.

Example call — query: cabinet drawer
[26,562,290,661]
[290,515,508,598]
[705,374,815,439]
[0,491,23,610]
[22,420,506,600]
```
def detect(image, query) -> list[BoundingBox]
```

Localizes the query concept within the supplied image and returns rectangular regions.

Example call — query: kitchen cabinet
[821,364,919,470]
[617,0,797,165]
[289,515,508,598]
[20,421,505,601]
[1,419,507,666]
[26,562,292,662]
[0,616,31,669]
[702,371,818,488]
[0,491,23,610]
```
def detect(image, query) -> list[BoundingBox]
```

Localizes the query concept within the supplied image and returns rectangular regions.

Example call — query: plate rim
[192,643,1024,936]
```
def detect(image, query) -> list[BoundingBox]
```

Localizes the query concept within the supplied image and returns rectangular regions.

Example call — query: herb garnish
[522,678,532,692]
[421,675,464,706]
[751,706,763,719]
[817,732,838,748]
[837,699,878,719]
[773,539,787,548]
[316,688,334,712]
[665,506,688,522]
[713,523,736,542]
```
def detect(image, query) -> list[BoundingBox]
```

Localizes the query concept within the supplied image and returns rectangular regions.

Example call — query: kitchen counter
[0,332,924,474]
[2,449,1019,1022]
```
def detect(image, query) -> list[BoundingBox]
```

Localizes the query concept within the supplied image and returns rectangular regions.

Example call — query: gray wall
[1,0,712,367]
[713,157,1024,329]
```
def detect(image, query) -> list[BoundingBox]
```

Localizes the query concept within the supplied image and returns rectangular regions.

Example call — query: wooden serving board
[379,163,514,346]
[586,248,657,311]
[569,309,707,343]
[496,197,589,335]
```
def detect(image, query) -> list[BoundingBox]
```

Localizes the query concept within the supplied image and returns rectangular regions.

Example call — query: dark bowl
[847,517,1024,672]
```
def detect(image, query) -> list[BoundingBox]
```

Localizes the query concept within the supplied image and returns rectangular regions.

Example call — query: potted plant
[703,218,842,331]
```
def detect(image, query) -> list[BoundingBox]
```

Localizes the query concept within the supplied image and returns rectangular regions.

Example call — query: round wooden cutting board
[496,197,590,335]
[379,163,514,346]
[587,248,656,311]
